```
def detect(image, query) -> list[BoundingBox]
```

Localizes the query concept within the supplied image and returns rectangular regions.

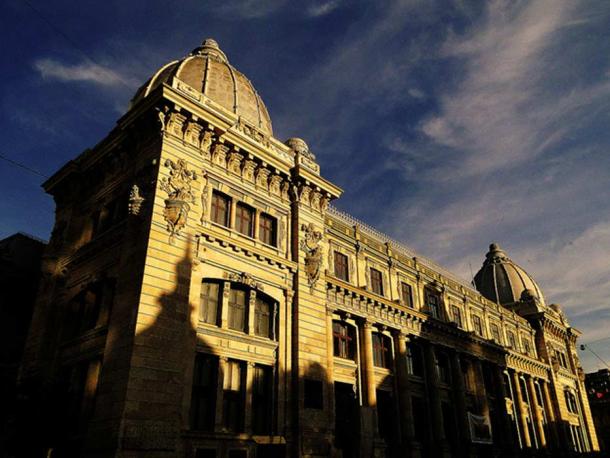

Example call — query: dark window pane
[373,333,392,368]
[304,379,323,409]
[200,281,220,325]
[252,365,273,434]
[223,360,245,431]
[235,203,254,237]
[334,252,349,282]
[259,213,277,246]
[426,289,441,319]
[190,354,218,431]
[332,321,355,360]
[228,288,247,331]
[370,268,383,295]
[401,282,413,308]
[255,297,272,338]
[211,192,230,227]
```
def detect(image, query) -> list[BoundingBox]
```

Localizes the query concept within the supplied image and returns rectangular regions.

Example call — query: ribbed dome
[131,39,272,135]
[473,243,545,307]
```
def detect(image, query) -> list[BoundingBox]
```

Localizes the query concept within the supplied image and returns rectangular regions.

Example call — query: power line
[0,152,48,178]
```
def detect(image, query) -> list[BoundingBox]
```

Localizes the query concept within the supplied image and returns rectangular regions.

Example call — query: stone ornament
[128,184,145,216]
[225,271,264,291]
[227,151,244,175]
[159,159,198,244]
[200,131,214,158]
[212,144,228,167]
[184,120,203,147]
[300,223,323,290]
[199,171,209,225]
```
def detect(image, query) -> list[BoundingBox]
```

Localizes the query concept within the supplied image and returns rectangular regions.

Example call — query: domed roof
[473,243,545,307]
[131,39,272,135]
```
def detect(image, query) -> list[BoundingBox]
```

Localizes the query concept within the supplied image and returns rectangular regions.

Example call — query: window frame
[258,212,277,247]
[369,267,384,296]
[425,288,442,319]
[334,251,349,282]
[471,314,484,337]
[211,191,231,227]
[332,320,356,360]
[200,280,221,325]
[228,286,248,332]
[235,202,255,237]
[400,282,413,308]
[372,332,392,369]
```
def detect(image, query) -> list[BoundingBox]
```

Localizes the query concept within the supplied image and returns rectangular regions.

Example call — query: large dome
[473,243,545,307]
[131,39,272,135]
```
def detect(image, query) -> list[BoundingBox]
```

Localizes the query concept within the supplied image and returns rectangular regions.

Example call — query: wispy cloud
[307,0,341,17]
[33,58,136,87]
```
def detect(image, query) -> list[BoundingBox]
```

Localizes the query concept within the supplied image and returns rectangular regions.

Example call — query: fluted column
[527,377,546,448]
[394,331,415,453]
[424,341,449,456]
[450,352,470,452]
[493,366,516,451]
[512,371,532,448]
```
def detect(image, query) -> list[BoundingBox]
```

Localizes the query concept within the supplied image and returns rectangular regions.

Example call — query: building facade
[585,369,610,454]
[18,39,599,458]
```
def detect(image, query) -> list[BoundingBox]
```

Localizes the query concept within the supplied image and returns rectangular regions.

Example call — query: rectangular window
[235,203,254,237]
[254,297,273,339]
[372,333,392,368]
[406,342,424,377]
[472,315,484,337]
[426,289,442,319]
[451,305,463,328]
[200,281,220,325]
[401,282,413,308]
[370,268,383,295]
[332,321,355,360]
[190,353,218,431]
[259,213,277,246]
[252,365,272,434]
[334,252,349,282]
[223,360,245,431]
[211,191,231,227]
[523,338,531,355]
[228,288,247,332]
[507,331,518,350]
[490,323,501,344]
[436,352,451,384]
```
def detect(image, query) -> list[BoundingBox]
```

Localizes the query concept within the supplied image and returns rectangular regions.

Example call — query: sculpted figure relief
[199,171,209,225]
[128,184,145,216]
[159,159,198,244]
[300,223,323,289]
[200,131,213,158]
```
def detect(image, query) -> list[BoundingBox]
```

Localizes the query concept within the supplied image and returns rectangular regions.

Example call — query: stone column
[511,371,531,448]
[247,290,256,335]
[493,366,516,452]
[244,361,255,434]
[450,352,470,449]
[360,319,378,456]
[215,356,227,431]
[527,377,546,448]
[394,331,415,454]
[326,308,336,434]
[220,281,230,328]
[423,341,449,457]
[473,359,490,418]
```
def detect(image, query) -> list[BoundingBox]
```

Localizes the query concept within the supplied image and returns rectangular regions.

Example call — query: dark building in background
[586,369,610,454]
[0,233,45,448]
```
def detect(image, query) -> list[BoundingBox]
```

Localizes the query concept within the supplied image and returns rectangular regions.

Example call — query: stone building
[585,369,610,454]
[18,39,599,457]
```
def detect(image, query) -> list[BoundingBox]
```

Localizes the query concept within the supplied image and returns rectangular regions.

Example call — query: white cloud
[34,58,135,87]
[307,0,341,18]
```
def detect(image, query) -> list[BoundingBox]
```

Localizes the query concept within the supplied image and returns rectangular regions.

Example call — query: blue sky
[2,0,609,371]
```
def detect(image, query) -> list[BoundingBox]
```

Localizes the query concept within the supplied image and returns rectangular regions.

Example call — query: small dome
[131,38,272,135]
[473,243,545,307]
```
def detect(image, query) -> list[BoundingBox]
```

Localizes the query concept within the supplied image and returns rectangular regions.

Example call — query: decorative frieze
[227,151,244,175]
[211,143,228,168]
[224,271,264,291]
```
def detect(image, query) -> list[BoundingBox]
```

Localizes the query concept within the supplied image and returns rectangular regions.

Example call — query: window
[462,359,474,392]
[252,365,272,434]
[557,350,569,369]
[334,252,349,282]
[333,321,355,360]
[370,268,384,295]
[490,323,501,344]
[372,333,392,368]
[190,354,218,431]
[564,390,578,414]
[63,279,115,340]
[211,191,231,227]
[471,315,484,337]
[401,282,413,308]
[406,342,424,377]
[259,213,277,246]
[522,338,531,356]
[451,305,463,328]
[436,351,451,384]
[228,287,247,332]
[254,296,274,338]
[235,203,254,237]
[507,331,518,350]
[200,281,220,325]
[425,288,442,319]
[223,360,245,431]
[304,379,323,409]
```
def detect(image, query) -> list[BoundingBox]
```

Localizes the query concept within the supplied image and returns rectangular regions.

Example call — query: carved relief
[311,191,322,211]
[166,112,186,138]
[227,152,244,175]
[269,175,282,196]
[184,120,202,147]
[156,106,169,133]
[128,184,145,216]
[211,143,228,168]
[278,219,286,251]
[300,223,323,289]
[200,130,213,158]
[159,159,197,244]
[225,271,264,291]
[299,185,312,206]
[320,195,330,213]
[242,159,257,183]
[199,171,209,224]
[281,181,290,201]
[255,167,270,190]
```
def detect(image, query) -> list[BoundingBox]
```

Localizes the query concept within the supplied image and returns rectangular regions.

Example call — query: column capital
[362,319,375,330]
